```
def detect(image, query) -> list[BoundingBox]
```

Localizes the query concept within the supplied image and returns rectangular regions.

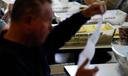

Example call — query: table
[60,45,111,50]
[64,63,121,76]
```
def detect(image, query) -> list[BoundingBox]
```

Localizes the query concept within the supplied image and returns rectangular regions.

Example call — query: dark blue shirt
[0,12,90,76]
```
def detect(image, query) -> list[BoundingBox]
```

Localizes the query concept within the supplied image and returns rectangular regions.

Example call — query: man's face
[33,2,53,43]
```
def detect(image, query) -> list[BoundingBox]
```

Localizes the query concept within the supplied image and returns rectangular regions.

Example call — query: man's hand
[76,59,99,76]
[81,1,106,17]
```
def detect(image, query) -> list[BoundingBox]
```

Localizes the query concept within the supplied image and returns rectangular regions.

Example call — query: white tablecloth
[64,63,121,76]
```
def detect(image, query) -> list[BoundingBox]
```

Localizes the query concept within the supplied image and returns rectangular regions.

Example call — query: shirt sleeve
[43,12,90,52]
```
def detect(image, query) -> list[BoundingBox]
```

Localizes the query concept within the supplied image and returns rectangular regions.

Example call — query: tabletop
[64,63,122,76]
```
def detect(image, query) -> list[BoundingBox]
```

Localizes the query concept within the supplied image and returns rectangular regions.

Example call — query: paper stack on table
[88,10,127,25]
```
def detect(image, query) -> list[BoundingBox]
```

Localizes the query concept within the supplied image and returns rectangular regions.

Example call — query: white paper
[59,0,69,8]
[53,2,81,21]
[77,40,95,67]
[64,63,120,76]
[77,17,103,68]
[2,0,15,4]
[88,10,127,25]
[52,0,69,12]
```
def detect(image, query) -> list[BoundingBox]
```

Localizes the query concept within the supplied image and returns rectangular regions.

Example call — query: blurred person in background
[0,19,9,36]
[0,19,8,33]
[0,5,9,36]
[2,0,15,23]
[0,0,105,76]
[84,0,128,13]
[2,3,13,23]
[0,8,4,19]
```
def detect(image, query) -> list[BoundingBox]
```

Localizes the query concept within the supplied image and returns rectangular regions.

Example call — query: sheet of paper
[64,63,121,76]
[77,17,103,68]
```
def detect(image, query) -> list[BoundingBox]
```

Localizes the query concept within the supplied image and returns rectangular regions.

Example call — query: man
[84,0,128,13]
[0,0,105,76]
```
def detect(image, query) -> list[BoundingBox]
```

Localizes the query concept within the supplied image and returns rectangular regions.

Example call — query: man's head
[9,0,53,44]
[11,0,52,23]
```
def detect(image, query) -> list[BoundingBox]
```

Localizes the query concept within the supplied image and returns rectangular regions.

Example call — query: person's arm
[43,12,90,52]
[43,12,89,64]
[43,1,105,65]
[43,1,105,53]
